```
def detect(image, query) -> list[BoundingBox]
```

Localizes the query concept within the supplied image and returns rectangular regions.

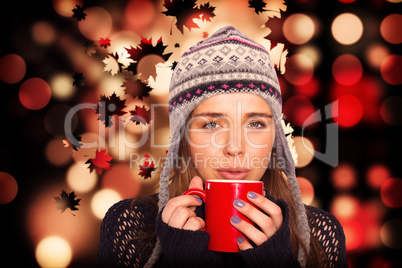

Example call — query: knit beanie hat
[145,26,310,267]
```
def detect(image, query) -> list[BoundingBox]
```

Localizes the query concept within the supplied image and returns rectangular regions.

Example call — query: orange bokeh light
[331,164,357,190]
[380,14,402,44]
[331,13,363,45]
[78,7,113,41]
[297,177,315,205]
[45,139,72,166]
[19,77,52,110]
[52,0,83,17]
[0,54,26,84]
[283,13,315,45]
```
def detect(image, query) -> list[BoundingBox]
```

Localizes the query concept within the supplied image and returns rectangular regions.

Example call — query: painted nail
[231,216,241,224]
[247,191,258,199]
[234,199,245,208]
[195,197,203,203]
[237,236,245,243]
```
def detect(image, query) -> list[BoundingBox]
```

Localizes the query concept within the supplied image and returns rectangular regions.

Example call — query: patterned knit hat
[145,26,310,267]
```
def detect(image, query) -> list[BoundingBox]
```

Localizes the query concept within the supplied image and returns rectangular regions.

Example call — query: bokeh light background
[1,0,401,267]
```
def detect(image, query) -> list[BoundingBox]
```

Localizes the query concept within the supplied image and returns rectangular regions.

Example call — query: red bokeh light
[101,164,142,199]
[330,77,383,125]
[19,77,52,110]
[366,164,390,189]
[380,55,402,85]
[0,172,18,204]
[294,77,320,98]
[380,178,402,208]
[283,95,316,127]
[332,95,363,127]
[332,54,363,86]
[284,54,314,86]
[338,0,356,3]
[124,0,156,34]
[339,218,364,250]
[0,54,26,84]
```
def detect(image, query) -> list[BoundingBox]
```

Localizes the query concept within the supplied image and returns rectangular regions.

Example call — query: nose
[223,125,245,156]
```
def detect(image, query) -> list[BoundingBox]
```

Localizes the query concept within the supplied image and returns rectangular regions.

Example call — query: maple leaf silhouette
[72,5,87,22]
[99,37,111,49]
[94,92,127,127]
[162,0,215,34]
[72,72,85,87]
[199,3,216,22]
[129,105,152,125]
[139,159,157,179]
[202,32,209,39]
[171,61,178,70]
[248,0,267,14]
[122,78,153,100]
[54,190,81,215]
[125,37,172,79]
[83,40,97,56]
[63,132,83,151]
[85,149,113,175]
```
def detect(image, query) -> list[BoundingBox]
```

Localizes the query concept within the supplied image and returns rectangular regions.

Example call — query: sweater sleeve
[156,206,223,268]
[239,198,301,268]
[307,206,348,268]
[96,197,158,268]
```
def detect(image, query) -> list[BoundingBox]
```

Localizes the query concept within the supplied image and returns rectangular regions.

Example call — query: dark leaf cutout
[122,78,153,100]
[54,190,81,215]
[85,149,113,175]
[139,156,157,179]
[72,5,87,22]
[72,72,85,87]
[125,37,172,79]
[162,0,216,34]
[129,105,152,125]
[248,0,267,14]
[94,92,127,127]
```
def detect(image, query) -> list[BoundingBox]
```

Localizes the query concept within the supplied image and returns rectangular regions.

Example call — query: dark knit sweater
[96,194,347,268]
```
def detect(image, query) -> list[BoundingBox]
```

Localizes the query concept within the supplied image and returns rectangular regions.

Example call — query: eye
[248,121,265,128]
[203,121,219,129]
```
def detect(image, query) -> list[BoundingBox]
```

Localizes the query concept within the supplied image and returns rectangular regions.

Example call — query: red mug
[183,179,264,252]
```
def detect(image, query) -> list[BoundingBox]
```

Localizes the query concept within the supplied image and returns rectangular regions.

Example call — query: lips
[216,168,250,180]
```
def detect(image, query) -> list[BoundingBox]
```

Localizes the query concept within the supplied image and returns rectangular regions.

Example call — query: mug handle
[182,188,207,231]
[182,188,206,202]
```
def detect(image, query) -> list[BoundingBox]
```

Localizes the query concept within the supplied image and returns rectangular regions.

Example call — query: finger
[162,195,203,223]
[246,191,283,230]
[182,217,205,231]
[189,176,204,190]
[233,198,276,237]
[230,216,267,246]
[236,236,253,251]
[168,206,196,228]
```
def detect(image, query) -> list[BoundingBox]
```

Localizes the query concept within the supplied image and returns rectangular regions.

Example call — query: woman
[97,26,347,267]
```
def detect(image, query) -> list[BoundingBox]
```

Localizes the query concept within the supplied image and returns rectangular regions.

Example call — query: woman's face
[187,93,275,182]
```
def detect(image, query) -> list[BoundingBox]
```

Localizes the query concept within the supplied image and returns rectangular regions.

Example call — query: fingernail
[233,199,245,208]
[231,216,241,224]
[195,197,203,203]
[237,236,245,243]
[247,191,258,199]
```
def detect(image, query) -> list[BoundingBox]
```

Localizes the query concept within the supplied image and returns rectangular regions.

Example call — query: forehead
[193,93,272,114]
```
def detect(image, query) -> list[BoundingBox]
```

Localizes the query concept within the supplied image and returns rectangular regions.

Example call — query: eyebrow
[192,112,273,119]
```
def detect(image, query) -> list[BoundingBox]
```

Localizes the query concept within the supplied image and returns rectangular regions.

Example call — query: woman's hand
[230,191,283,250]
[161,176,205,231]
